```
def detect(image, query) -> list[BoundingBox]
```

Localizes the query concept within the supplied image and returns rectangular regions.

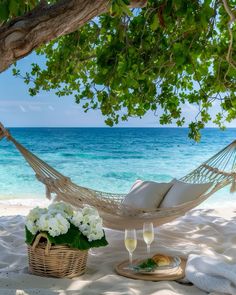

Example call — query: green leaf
[9,0,19,16]
[150,14,158,31]
[0,1,9,20]
[25,226,36,245]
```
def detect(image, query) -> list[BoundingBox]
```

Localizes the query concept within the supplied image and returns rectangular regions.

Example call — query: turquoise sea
[0,127,236,207]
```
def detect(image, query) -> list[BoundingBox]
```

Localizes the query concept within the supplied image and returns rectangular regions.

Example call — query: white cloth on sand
[186,254,236,295]
[0,207,236,294]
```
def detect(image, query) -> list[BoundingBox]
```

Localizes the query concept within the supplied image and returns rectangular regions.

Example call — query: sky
[0,53,235,128]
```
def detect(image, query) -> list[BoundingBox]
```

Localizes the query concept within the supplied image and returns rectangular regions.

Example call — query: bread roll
[152,254,171,266]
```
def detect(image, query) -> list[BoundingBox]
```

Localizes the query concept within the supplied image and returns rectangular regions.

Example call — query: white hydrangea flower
[32,208,71,237]
[26,207,47,223]
[25,220,38,235]
[82,206,99,217]
[25,202,105,243]
[79,223,90,236]
[46,213,70,237]
[37,213,50,232]
[48,202,73,218]
[71,211,84,227]
[88,215,102,225]
[81,214,90,225]
[87,233,97,242]
[55,213,70,235]
[25,207,47,235]
[47,217,61,237]
[87,230,104,242]
[87,225,104,241]
[80,216,104,241]
[70,206,104,241]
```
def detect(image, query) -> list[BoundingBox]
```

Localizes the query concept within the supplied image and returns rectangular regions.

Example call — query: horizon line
[6,126,236,129]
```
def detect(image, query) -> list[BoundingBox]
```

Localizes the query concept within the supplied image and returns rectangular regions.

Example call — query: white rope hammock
[0,123,235,230]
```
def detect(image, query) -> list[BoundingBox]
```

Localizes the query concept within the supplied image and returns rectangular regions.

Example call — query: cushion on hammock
[159,179,212,208]
[123,180,173,210]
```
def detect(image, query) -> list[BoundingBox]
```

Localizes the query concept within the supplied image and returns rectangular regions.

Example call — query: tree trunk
[0,0,147,73]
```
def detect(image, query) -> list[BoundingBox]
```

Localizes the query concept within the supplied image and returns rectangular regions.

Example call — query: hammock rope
[0,122,235,230]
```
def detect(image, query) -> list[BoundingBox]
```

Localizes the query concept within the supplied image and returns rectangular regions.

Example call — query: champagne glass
[143,222,154,255]
[124,229,137,267]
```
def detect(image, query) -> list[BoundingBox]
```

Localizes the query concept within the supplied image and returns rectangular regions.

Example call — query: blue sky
[0,53,235,127]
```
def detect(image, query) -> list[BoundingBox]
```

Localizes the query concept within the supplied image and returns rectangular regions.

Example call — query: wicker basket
[27,233,88,278]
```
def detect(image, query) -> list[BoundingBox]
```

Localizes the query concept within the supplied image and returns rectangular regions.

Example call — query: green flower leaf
[25,226,36,245]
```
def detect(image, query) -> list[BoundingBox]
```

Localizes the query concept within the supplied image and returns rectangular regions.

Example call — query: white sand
[0,199,50,216]
[0,199,236,295]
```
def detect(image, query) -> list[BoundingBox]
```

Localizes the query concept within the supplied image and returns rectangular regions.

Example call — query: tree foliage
[0,0,59,21]
[2,0,236,140]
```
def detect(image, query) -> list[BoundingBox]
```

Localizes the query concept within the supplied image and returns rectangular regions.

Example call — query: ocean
[0,127,236,207]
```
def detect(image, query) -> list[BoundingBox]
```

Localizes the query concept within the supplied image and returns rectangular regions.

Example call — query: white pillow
[160,179,212,208]
[123,180,173,210]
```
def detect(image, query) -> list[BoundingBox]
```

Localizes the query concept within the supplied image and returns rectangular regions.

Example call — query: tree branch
[0,0,147,73]
[222,0,236,69]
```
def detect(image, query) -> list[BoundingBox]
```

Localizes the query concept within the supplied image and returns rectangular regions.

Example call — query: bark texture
[0,0,147,73]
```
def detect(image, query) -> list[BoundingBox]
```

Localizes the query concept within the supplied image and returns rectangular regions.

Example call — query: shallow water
[0,127,235,207]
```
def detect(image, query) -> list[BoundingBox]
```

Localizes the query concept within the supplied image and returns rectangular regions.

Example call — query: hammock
[0,123,235,230]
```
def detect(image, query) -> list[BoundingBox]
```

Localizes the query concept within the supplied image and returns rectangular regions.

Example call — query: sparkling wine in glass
[143,222,154,255]
[124,229,137,267]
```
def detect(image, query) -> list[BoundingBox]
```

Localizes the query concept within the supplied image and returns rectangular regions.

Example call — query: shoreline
[0,196,235,219]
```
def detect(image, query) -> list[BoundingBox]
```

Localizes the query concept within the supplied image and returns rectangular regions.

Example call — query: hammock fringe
[230,177,236,193]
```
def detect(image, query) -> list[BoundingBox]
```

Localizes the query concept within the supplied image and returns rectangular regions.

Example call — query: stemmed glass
[124,229,137,267]
[143,222,154,255]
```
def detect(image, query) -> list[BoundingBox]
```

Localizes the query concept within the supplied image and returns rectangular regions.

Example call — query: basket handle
[32,233,52,255]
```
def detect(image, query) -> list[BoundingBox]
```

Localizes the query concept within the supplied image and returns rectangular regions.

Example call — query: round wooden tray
[115,258,186,281]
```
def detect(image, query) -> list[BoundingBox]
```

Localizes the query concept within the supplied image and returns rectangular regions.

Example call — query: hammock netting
[0,123,235,230]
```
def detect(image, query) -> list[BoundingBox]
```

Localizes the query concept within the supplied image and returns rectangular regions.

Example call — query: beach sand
[0,199,236,295]
[0,199,50,216]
